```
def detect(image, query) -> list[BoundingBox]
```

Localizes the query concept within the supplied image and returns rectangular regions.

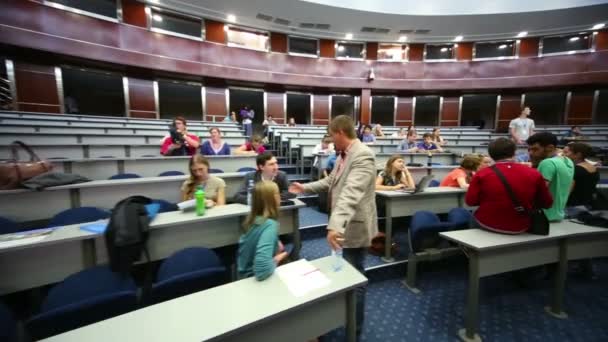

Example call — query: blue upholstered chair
[108,173,141,180]
[0,216,20,235]
[149,247,227,305]
[428,180,440,187]
[209,168,224,174]
[0,302,16,342]
[237,167,256,173]
[48,207,111,227]
[158,170,185,177]
[26,266,137,340]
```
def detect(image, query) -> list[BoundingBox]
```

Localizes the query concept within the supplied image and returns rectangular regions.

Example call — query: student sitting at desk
[238,181,288,281]
[416,133,444,152]
[235,135,266,155]
[466,138,553,234]
[564,142,599,209]
[479,154,493,169]
[431,127,447,146]
[373,124,385,137]
[160,116,201,156]
[234,153,296,204]
[360,125,376,144]
[440,154,482,189]
[181,155,226,206]
[391,127,407,138]
[375,155,415,191]
[311,135,335,169]
[200,127,231,156]
[397,132,418,152]
[323,152,338,178]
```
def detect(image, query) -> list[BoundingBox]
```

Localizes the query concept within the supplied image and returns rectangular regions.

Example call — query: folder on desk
[276,259,330,297]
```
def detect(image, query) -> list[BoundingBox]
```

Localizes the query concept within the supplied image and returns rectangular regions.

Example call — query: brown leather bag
[0,141,53,190]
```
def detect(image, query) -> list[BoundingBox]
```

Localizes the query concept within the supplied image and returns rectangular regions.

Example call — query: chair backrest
[237,167,256,173]
[209,168,224,174]
[49,207,111,227]
[151,248,226,305]
[158,170,185,177]
[0,216,19,235]
[429,180,440,187]
[447,208,473,230]
[108,173,141,180]
[27,266,137,340]
[0,302,16,342]
[408,211,453,252]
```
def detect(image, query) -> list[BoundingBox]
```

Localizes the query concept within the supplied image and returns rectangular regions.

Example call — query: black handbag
[491,165,550,235]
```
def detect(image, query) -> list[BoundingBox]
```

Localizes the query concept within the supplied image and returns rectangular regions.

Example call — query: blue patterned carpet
[298,206,608,342]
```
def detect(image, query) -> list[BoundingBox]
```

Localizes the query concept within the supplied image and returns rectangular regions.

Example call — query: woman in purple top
[200,127,231,155]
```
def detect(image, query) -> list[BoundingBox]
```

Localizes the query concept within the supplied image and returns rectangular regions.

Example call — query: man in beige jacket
[289,115,377,335]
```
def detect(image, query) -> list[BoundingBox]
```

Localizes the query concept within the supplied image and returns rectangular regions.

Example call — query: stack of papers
[276,259,330,297]
[0,228,55,249]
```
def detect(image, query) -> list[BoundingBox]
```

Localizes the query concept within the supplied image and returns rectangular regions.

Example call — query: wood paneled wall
[366,43,378,60]
[320,39,335,58]
[440,97,460,126]
[567,91,594,125]
[14,62,60,113]
[595,30,608,51]
[266,91,285,123]
[408,44,424,61]
[497,94,522,131]
[312,94,330,125]
[127,77,156,118]
[205,86,227,120]
[270,33,287,53]
[205,20,226,44]
[360,89,371,124]
[519,37,540,58]
[121,0,147,28]
[456,43,473,61]
[396,97,413,126]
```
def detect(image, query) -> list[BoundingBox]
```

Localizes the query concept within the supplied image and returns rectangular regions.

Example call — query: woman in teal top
[237,181,288,281]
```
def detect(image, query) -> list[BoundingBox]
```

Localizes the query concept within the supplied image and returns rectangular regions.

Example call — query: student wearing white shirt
[311,136,335,173]
[509,106,535,144]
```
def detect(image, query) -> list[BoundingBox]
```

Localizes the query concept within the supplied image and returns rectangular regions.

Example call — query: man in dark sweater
[234,153,296,204]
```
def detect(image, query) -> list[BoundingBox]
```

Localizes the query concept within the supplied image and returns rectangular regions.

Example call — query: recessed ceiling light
[152,14,163,22]
[345,33,353,40]
[440,47,448,52]
[338,45,345,52]
[498,44,507,49]
[398,36,407,43]
[592,23,605,30]
[568,51,577,54]
[227,14,236,23]
[223,25,229,32]
[517,31,528,38]
[569,36,580,42]
[453,35,463,42]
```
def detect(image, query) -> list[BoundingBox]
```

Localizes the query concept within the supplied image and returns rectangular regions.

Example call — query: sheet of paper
[276,259,330,297]
[0,234,50,249]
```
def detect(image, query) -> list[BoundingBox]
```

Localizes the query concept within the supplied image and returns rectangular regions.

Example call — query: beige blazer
[303,139,378,248]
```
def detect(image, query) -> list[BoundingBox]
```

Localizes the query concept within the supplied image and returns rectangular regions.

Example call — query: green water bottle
[195,186,205,216]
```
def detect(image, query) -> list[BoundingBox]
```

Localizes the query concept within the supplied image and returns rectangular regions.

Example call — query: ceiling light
[453,35,463,42]
[398,36,407,43]
[338,45,345,52]
[440,47,448,52]
[345,33,353,40]
[498,44,507,49]
[223,25,229,32]
[152,14,163,22]
[569,36,580,42]
[227,14,236,23]
[517,31,528,38]
[568,51,577,54]
[592,23,605,30]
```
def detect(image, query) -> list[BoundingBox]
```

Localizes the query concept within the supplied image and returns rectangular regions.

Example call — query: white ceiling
[145,0,608,42]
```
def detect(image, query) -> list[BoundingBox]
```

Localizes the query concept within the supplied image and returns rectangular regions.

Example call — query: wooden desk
[440,221,608,342]
[42,256,367,342]
[0,200,304,295]
[375,187,466,262]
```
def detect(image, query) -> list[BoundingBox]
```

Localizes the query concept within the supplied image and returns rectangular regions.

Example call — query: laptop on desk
[398,174,434,194]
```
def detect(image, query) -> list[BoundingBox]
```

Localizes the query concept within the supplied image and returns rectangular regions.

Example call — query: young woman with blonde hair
[180,155,226,206]
[237,181,288,280]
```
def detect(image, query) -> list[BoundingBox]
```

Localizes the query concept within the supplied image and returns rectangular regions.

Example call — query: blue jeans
[243,123,253,137]
[342,247,366,335]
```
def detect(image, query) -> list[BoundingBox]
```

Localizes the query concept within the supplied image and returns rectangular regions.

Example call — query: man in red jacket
[466,138,553,234]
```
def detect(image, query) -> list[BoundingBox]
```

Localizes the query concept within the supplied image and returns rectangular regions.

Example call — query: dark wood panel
[567,91,594,124]
[519,37,539,58]
[205,20,226,44]
[266,91,285,121]
[128,77,155,112]
[14,62,59,108]
[366,43,378,60]
[596,30,608,51]
[498,95,522,131]
[409,44,424,61]
[205,86,227,119]
[456,43,473,61]
[313,94,329,124]
[441,97,459,123]
[320,39,335,58]
[121,0,147,28]
[129,110,157,119]
[396,97,413,125]
[441,121,458,127]
[270,32,287,53]
[360,89,371,124]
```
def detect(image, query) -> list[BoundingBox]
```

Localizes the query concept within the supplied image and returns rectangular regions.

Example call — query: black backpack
[104,196,152,274]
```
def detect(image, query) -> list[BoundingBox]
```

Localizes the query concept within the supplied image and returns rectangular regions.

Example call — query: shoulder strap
[490,165,527,214]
